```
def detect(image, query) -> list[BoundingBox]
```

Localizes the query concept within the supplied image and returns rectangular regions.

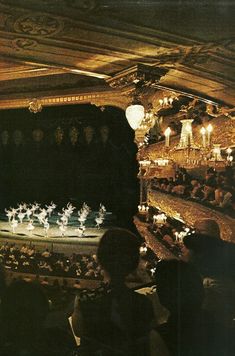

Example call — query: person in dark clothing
[72,228,154,356]
[0,280,50,355]
[183,233,235,355]
[0,280,75,356]
[183,232,235,280]
[155,259,213,356]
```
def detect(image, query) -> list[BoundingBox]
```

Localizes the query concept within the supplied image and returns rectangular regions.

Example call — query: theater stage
[0,219,109,255]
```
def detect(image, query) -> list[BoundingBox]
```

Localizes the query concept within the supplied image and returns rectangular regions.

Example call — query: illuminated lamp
[125,101,145,130]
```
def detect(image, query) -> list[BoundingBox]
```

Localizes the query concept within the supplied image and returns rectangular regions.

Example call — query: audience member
[190,179,203,200]
[0,280,77,356]
[183,230,235,280]
[183,233,235,354]
[194,218,221,239]
[155,259,212,356]
[218,185,233,208]
[151,166,235,215]
[72,228,154,355]
[0,280,50,355]
[0,242,102,280]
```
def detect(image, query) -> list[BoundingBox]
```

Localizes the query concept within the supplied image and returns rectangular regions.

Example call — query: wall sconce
[226,148,233,164]
[138,204,149,213]
[153,213,167,225]
[164,127,171,147]
[153,159,169,166]
[212,144,223,161]
[159,96,175,107]
[226,147,232,161]
[206,124,213,146]
[139,160,151,167]
[200,127,206,148]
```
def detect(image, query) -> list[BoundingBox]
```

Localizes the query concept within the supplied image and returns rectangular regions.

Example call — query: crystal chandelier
[178,119,194,148]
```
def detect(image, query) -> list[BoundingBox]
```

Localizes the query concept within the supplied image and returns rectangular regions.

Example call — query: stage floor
[0,221,105,241]
[0,221,107,254]
[0,210,116,251]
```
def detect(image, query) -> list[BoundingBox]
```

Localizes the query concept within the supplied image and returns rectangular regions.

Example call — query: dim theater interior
[0,1,234,356]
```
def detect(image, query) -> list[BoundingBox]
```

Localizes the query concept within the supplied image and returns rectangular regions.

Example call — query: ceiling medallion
[14,14,63,37]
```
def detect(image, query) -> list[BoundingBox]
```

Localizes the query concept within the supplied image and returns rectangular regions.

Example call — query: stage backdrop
[0,104,139,224]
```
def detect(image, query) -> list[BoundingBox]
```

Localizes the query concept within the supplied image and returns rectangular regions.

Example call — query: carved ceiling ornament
[90,97,128,111]
[14,13,63,37]
[0,11,9,28]
[206,104,235,120]
[12,37,38,51]
[28,98,42,113]
[179,43,215,65]
[152,41,232,68]
[106,64,169,90]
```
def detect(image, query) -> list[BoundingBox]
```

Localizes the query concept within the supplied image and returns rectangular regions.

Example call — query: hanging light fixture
[125,76,145,130]
[124,73,145,130]
[106,63,169,130]
[125,99,145,130]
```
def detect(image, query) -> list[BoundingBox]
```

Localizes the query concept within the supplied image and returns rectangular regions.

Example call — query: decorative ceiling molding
[0,2,211,65]
[159,68,235,106]
[0,1,202,47]
[0,1,233,110]
[0,4,193,54]
[0,59,67,81]
[0,89,127,111]
[106,63,169,90]
[151,42,235,85]
[0,49,110,80]
[105,63,235,107]
[13,13,64,37]
[89,97,128,111]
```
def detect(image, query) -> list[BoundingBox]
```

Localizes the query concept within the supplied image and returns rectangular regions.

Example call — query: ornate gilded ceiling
[0,0,234,110]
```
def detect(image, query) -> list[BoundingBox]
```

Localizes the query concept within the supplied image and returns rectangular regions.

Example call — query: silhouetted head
[183,233,225,278]
[194,218,220,239]
[155,259,204,317]
[97,228,140,283]
[183,232,222,255]
[1,280,49,347]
